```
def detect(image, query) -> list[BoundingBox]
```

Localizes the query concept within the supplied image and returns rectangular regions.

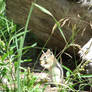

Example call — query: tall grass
[16,2,35,92]
[34,3,92,92]
[0,0,43,92]
[0,0,91,92]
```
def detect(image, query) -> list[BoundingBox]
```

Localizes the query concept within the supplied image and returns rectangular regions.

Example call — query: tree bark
[6,0,92,51]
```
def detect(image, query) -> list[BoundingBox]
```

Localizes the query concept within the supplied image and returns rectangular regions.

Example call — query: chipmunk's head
[40,49,56,69]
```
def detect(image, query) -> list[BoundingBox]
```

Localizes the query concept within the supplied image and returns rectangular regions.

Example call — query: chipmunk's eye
[44,56,47,59]
[50,52,53,55]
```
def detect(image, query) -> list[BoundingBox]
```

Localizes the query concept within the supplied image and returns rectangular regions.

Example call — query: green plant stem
[17,36,23,92]
[17,1,36,92]
[52,16,67,44]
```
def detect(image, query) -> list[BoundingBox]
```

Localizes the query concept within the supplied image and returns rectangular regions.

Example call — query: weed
[0,0,91,92]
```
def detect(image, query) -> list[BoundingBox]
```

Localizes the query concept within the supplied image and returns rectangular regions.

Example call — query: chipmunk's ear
[47,49,51,52]
[46,49,51,54]
[47,49,53,55]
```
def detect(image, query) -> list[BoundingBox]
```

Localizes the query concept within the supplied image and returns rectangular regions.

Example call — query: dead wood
[6,0,92,52]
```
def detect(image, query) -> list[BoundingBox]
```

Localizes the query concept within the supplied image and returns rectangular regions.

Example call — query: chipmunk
[40,49,64,85]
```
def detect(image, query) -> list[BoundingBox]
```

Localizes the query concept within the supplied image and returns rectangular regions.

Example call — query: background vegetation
[0,0,92,92]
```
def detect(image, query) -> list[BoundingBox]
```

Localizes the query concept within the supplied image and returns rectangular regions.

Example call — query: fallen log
[78,38,92,91]
[6,0,92,52]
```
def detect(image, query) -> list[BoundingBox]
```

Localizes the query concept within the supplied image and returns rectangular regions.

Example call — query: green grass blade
[17,37,23,92]
[80,74,92,78]
[34,3,67,43]
[34,3,53,17]
[16,2,35,92]
[54,18,67,43]
[62,65,73,74]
